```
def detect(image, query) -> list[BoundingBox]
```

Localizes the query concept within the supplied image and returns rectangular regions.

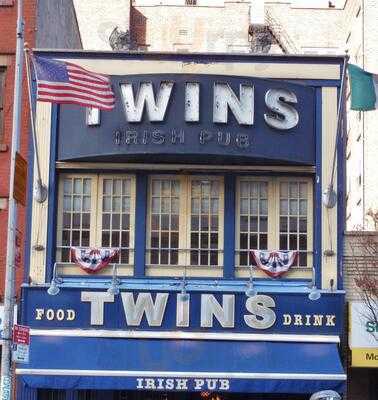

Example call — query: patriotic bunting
[251,250,298,278]
[70,247,119,274]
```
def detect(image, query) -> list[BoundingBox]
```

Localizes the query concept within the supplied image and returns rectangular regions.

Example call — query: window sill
[57,263,134,277]
[235,265,312,280]
[145,265,223,278]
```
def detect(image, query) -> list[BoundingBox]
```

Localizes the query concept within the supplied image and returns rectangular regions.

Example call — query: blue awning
[17,336,346,394]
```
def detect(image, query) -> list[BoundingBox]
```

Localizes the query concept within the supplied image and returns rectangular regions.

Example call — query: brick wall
[131,1,251,53]
[73,0,131,50]
[0,0,37,298]
[343,232,378,301]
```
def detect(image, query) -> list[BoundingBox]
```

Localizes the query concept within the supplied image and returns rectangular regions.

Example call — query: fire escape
[249,8,299,55]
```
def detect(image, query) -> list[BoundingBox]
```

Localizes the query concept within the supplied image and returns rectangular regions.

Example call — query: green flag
[347,64,378,111]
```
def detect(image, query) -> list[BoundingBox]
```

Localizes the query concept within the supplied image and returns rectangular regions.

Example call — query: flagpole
[0,0,24,398]
[323,55,348,208]
[24,46,47,203]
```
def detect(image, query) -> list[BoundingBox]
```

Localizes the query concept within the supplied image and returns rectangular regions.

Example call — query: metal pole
[0,0,24,399]
[24,47,47,203]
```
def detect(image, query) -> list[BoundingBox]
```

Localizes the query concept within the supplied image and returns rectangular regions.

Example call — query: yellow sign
[349,302,378,367]
[351,348,378,368]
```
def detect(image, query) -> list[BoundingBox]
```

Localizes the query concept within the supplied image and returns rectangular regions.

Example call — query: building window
[0,68,5,142]
[149,177,180,266]
[56,174,135,274]
[0,0,14,6]
[236,177,313,269]
[147,175,223,277]
[238,179,268,266]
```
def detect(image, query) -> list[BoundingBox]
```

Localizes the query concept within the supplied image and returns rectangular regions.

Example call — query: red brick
[0,1,36,297]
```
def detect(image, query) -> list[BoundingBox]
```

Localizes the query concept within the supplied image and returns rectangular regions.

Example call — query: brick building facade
[0,0,37,297]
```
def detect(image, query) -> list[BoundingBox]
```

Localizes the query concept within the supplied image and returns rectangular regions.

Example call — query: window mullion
[307,180,314,269]
[269,177,279,250]
[218,176,224,267]
[91,175,100,247]
[129,176,136,265]
[178,175,188,267]
[56,177,65,262]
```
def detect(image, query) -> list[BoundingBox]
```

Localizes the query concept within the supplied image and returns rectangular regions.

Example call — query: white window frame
[146,174,224,278]
[235,176,313,279]
[56,173,136,276]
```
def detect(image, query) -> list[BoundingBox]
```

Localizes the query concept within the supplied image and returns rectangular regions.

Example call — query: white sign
[12,343,29,364]
[350,302,378,348]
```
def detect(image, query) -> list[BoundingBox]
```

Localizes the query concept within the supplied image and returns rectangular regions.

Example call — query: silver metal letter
[120,81,174,122]
[81,291,114,326]
[264,88,299,130]
[244,294,276,329]
[176,294,190,327]
[200,294,235,328]
[213,83,254,125]
[121,292,169,326]
[185,82,200,122]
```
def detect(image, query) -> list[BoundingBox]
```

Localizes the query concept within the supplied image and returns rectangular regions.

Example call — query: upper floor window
[146,175,224,277]
[236,177,313,271]
[56,174,135,275]
[55,173,313,279]
[0,0,14,6]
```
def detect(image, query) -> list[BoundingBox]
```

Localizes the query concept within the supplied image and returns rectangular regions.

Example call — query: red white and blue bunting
[251,250,298,278]
[70,247,120,274]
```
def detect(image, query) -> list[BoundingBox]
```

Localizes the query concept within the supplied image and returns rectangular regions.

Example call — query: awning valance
[17,336,346,394]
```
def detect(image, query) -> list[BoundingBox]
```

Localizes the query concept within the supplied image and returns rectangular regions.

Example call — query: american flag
[31,55,115,111]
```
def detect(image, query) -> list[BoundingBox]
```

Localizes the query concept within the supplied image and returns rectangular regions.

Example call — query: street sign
[13,152,27,206]
[12,324,30,345]
[12,324,30,364]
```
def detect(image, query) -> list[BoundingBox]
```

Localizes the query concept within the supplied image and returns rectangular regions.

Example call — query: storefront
[347,302,378,399]
[18,52,346,399]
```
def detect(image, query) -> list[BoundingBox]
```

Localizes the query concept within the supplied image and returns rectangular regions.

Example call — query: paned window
[190,179,220,267]
[279,181,309,267]
[237,177,313,269]
[149,178,180,266]
[147,175,224,277]
[56,174,135,274]
[238,180,268,266]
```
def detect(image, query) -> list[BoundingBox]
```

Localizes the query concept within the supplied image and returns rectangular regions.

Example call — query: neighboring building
[342,0,378,230]
[344,231,378,400]
[0,0,36,308]
[255,0,378,230]
[17,51,346,400]
[73,0,131,51]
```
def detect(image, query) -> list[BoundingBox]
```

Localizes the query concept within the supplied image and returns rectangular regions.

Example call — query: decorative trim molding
[29,329,340,343]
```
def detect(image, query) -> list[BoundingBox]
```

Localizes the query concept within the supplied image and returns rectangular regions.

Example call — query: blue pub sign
[18,51,347,400]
